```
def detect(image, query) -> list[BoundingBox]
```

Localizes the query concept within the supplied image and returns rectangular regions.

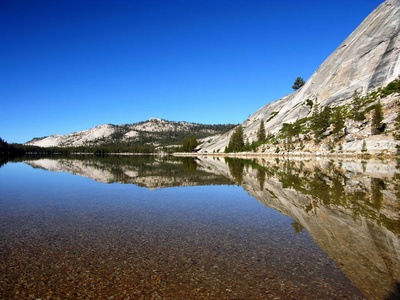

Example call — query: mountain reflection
[23,155,400,299]
[199,156,400,300]
[25,156,233,188]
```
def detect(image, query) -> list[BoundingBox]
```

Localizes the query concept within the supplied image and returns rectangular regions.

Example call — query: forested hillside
[22,118,233,153]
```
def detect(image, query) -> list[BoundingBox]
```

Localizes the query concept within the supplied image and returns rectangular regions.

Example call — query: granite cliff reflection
[24,155,400,299]
[199,156,400,300]
[25,156,233,188]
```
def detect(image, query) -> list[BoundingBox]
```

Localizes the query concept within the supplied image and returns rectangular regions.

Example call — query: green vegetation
[371,100,384,134]
[379,76,400,97]
[257,120,266,142]
[4,155,234,187]
[224,77,400,153]
[2,121,234,157]
[332,106,346,139]
[362,140,368,152]
[228,157,399,235]
[350,89,366,121]
[0,136,156,157]
[99,122,231,151]
[292,77,305,90]
[225,125,244,153]
[0,138,52,156]
[310,103,331,143]
[225,157,245,184]
[266,111,278,123]
[181,136,198,152]
[225,122,273,153]
[24,121,233,154]
[4,78,400,156]
[222,156,399,231]
[281,120,303,143]
[395,100,400,139]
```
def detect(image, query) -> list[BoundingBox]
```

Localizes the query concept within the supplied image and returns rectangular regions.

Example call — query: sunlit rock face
[25,118,227,148]
[200,0,400,153]
[197,157,400,300]
[25,125,116,148]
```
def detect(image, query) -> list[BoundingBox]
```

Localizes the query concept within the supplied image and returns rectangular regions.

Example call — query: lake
[0,155,399,299]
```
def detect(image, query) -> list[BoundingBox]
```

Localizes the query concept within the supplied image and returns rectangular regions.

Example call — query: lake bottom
[0,181,364,299]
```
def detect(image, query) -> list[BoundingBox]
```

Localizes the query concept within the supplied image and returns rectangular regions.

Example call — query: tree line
[0,137,156,157]
[225,76,400,153]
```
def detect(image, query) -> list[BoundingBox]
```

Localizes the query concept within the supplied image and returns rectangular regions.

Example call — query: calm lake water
[0,155,399,299]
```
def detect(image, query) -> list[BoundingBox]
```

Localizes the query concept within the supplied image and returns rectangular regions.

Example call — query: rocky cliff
[199,0,400,154]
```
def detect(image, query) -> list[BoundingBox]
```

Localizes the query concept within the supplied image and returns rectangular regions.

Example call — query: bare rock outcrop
[25,118,230,149]
[200,0,400,154]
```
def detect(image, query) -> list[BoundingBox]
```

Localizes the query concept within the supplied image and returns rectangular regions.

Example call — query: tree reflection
[225,157,244,185]
[222,157,400,237]
[257,168,265,190]
[370,178,385,211]
[216,157,400,299]
[291,221,304,234]
[182,157,198,173]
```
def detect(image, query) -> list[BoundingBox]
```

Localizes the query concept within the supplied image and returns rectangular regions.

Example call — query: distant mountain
[25,0,400,155]
[199,0,400,155]
[25,118,232,149]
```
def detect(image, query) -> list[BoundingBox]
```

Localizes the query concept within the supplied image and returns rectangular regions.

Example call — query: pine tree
[310,101,321,142]
[284,123,296,143]
[332,106,345,138]
[0,137,7,147]
[181,136,198,152]
[292,77,305,90]
[371,100,384,135]
[257,120,266,142]
[310,103,331,143]
[395,100,400,139]
[226,125,244,152]
[319,106,331,133]
[351,89,366,121]
[245,138,250,150]
[362,140,367,152]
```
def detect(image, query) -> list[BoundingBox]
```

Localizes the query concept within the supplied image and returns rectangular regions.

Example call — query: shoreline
[16,150,400,160]
[173,151,400,159]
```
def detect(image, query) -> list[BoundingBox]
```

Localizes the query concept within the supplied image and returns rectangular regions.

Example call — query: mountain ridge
[24,0,400,155]
[25,118,232,149]
[199,0,400,155]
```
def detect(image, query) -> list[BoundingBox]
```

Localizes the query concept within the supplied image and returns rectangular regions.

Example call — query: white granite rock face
[200,0,400,153]
[25,124,116,148]
[25,118,223,148]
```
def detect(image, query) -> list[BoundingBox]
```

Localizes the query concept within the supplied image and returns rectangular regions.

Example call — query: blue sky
[1,0,384,143]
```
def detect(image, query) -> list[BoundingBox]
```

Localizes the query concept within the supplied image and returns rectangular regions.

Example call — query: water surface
[1,156,399,299]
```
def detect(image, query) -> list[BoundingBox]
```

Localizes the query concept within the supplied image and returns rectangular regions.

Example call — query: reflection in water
[225,157,245,185]
[24,155,233,188]
[291,221,304,234]
[1,155,399,298]
[201,156,400,300]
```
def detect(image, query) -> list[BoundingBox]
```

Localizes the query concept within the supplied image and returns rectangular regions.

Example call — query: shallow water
[1,156,399,299]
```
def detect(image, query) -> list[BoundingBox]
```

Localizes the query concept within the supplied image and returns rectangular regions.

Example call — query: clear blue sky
[1,0,384,143]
